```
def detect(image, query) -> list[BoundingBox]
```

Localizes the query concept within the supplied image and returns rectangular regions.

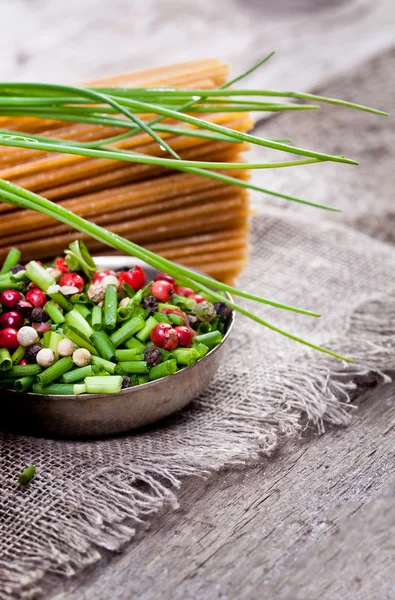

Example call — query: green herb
[0,247,21,274]
[18,465,36,485]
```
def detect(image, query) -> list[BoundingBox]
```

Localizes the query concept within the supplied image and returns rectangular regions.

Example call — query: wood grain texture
[0,1,394,598]
[48,377,395,600]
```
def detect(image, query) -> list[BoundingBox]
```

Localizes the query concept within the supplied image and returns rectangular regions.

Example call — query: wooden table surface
[1,1,394,598]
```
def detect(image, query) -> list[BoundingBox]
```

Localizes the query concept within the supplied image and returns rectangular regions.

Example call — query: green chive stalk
[36,356,74,387]
[103,284,118,331]
[171,348,200,366]
[167,313,185,326]
[4,364,42,378]
[65,309,93,339]
[45,300,65,324]
[115,348,143,361]
[62,326,98,355]
[48,292,73,311]
[136,316,159,342]
[148,359,177,381]
[193,331,223,347]
[25,260,55,291]
[0,247,21,274]
[110,315,145,348]
[33,383,76,395]
[62,365,95,383]
[115,361,149,374]
[194,343,210,358]
[14,376,35,392]
[73,302,91,319]
[18,465,36,485]
[91,330,116,361]
[0,348,12,371]
[84,375,123,394]
[91,305,103,330]
[11,345,25,365]
[124,336,146,352]
[91,355,116,373]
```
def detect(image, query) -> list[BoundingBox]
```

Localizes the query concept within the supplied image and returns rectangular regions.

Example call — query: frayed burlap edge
[1,289,393,600]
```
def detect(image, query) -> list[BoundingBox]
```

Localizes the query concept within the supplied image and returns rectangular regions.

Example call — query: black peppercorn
[9,264,25,275]
[31,307,49,323]
[214,302,233,320]
[15,300,33,318]
[142,295,158,314]
[122,376,131,389]
[144,345,162,367]
[187,314,199,330]
[24,343,44,364]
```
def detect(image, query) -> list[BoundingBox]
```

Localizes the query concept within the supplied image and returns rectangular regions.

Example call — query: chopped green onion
[11,345,25,365]
[0,279,23,292]
[73,302,91,319]
[91,329,116,361]
[14,375,36,392]
[84,375,123,394]
[91,305,103,330]
[115,361,149,374]
[25,260,55,291]
[73,383,86,395]
[4,364,42,378]
[136,316,159,342]
[194,343,210,358]
[193,331,223,347]
[124,336,146,352]
[153,312,171,324]
[18,465,36,485]
[171,294,197,311]
[41,329,52,348]
[0,348,12,371]
[115,348,143,361]
[171,348,200,366]
[167,313,185,326]
[197,322,211,334]
[110,315,145,348]
[48,292,73,311]
[33,383,75,395]
[1,247,21,274]
[45,300,65,324]
[62,326,98,355]
[137,375,149,385]
[148,359,177,381]
[70,292,89,304]
[103,284,118,331]
[48,331,63,355]
[91,355,116,373]
[37,356,74,387]
[65,309,93,339]
[62,365,94,383]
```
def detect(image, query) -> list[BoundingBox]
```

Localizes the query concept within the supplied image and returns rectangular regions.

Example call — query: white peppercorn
[57,338,75,357]
[101,275,119,289]
[36,348,56,368]
[72,348,91,367]
[17,326,39,347]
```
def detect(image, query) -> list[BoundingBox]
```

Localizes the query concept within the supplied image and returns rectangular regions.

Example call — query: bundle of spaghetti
[0,59,252,282]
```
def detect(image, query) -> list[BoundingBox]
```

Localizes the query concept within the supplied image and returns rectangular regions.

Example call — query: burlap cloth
[1,205,395,599]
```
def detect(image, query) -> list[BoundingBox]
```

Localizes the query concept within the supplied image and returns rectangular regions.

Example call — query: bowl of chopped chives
[0,251,235,438]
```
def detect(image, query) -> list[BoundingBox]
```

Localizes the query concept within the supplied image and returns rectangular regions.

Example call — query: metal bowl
[1,257,235,438]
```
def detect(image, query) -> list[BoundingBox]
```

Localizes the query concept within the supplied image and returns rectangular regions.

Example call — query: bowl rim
[5,256,235,401]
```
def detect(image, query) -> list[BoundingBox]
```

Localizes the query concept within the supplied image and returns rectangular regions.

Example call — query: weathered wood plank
[48,378,394,600]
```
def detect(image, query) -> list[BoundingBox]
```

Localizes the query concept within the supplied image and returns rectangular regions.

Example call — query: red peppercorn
[0,289,22,309]
[93,269,116,284]
[0,311,24,330]
[0,327,19,349]
[153,272,176,286]
[190,294,206,303]
[151,280,175,302]
[19,359,28,366]
[55,257,69,273]
[174,325,193,348]
[177,287,195,297]
[60,273,85,293]
[118,266,146,292]
[150,323,179,351]
[26,288,47,308]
